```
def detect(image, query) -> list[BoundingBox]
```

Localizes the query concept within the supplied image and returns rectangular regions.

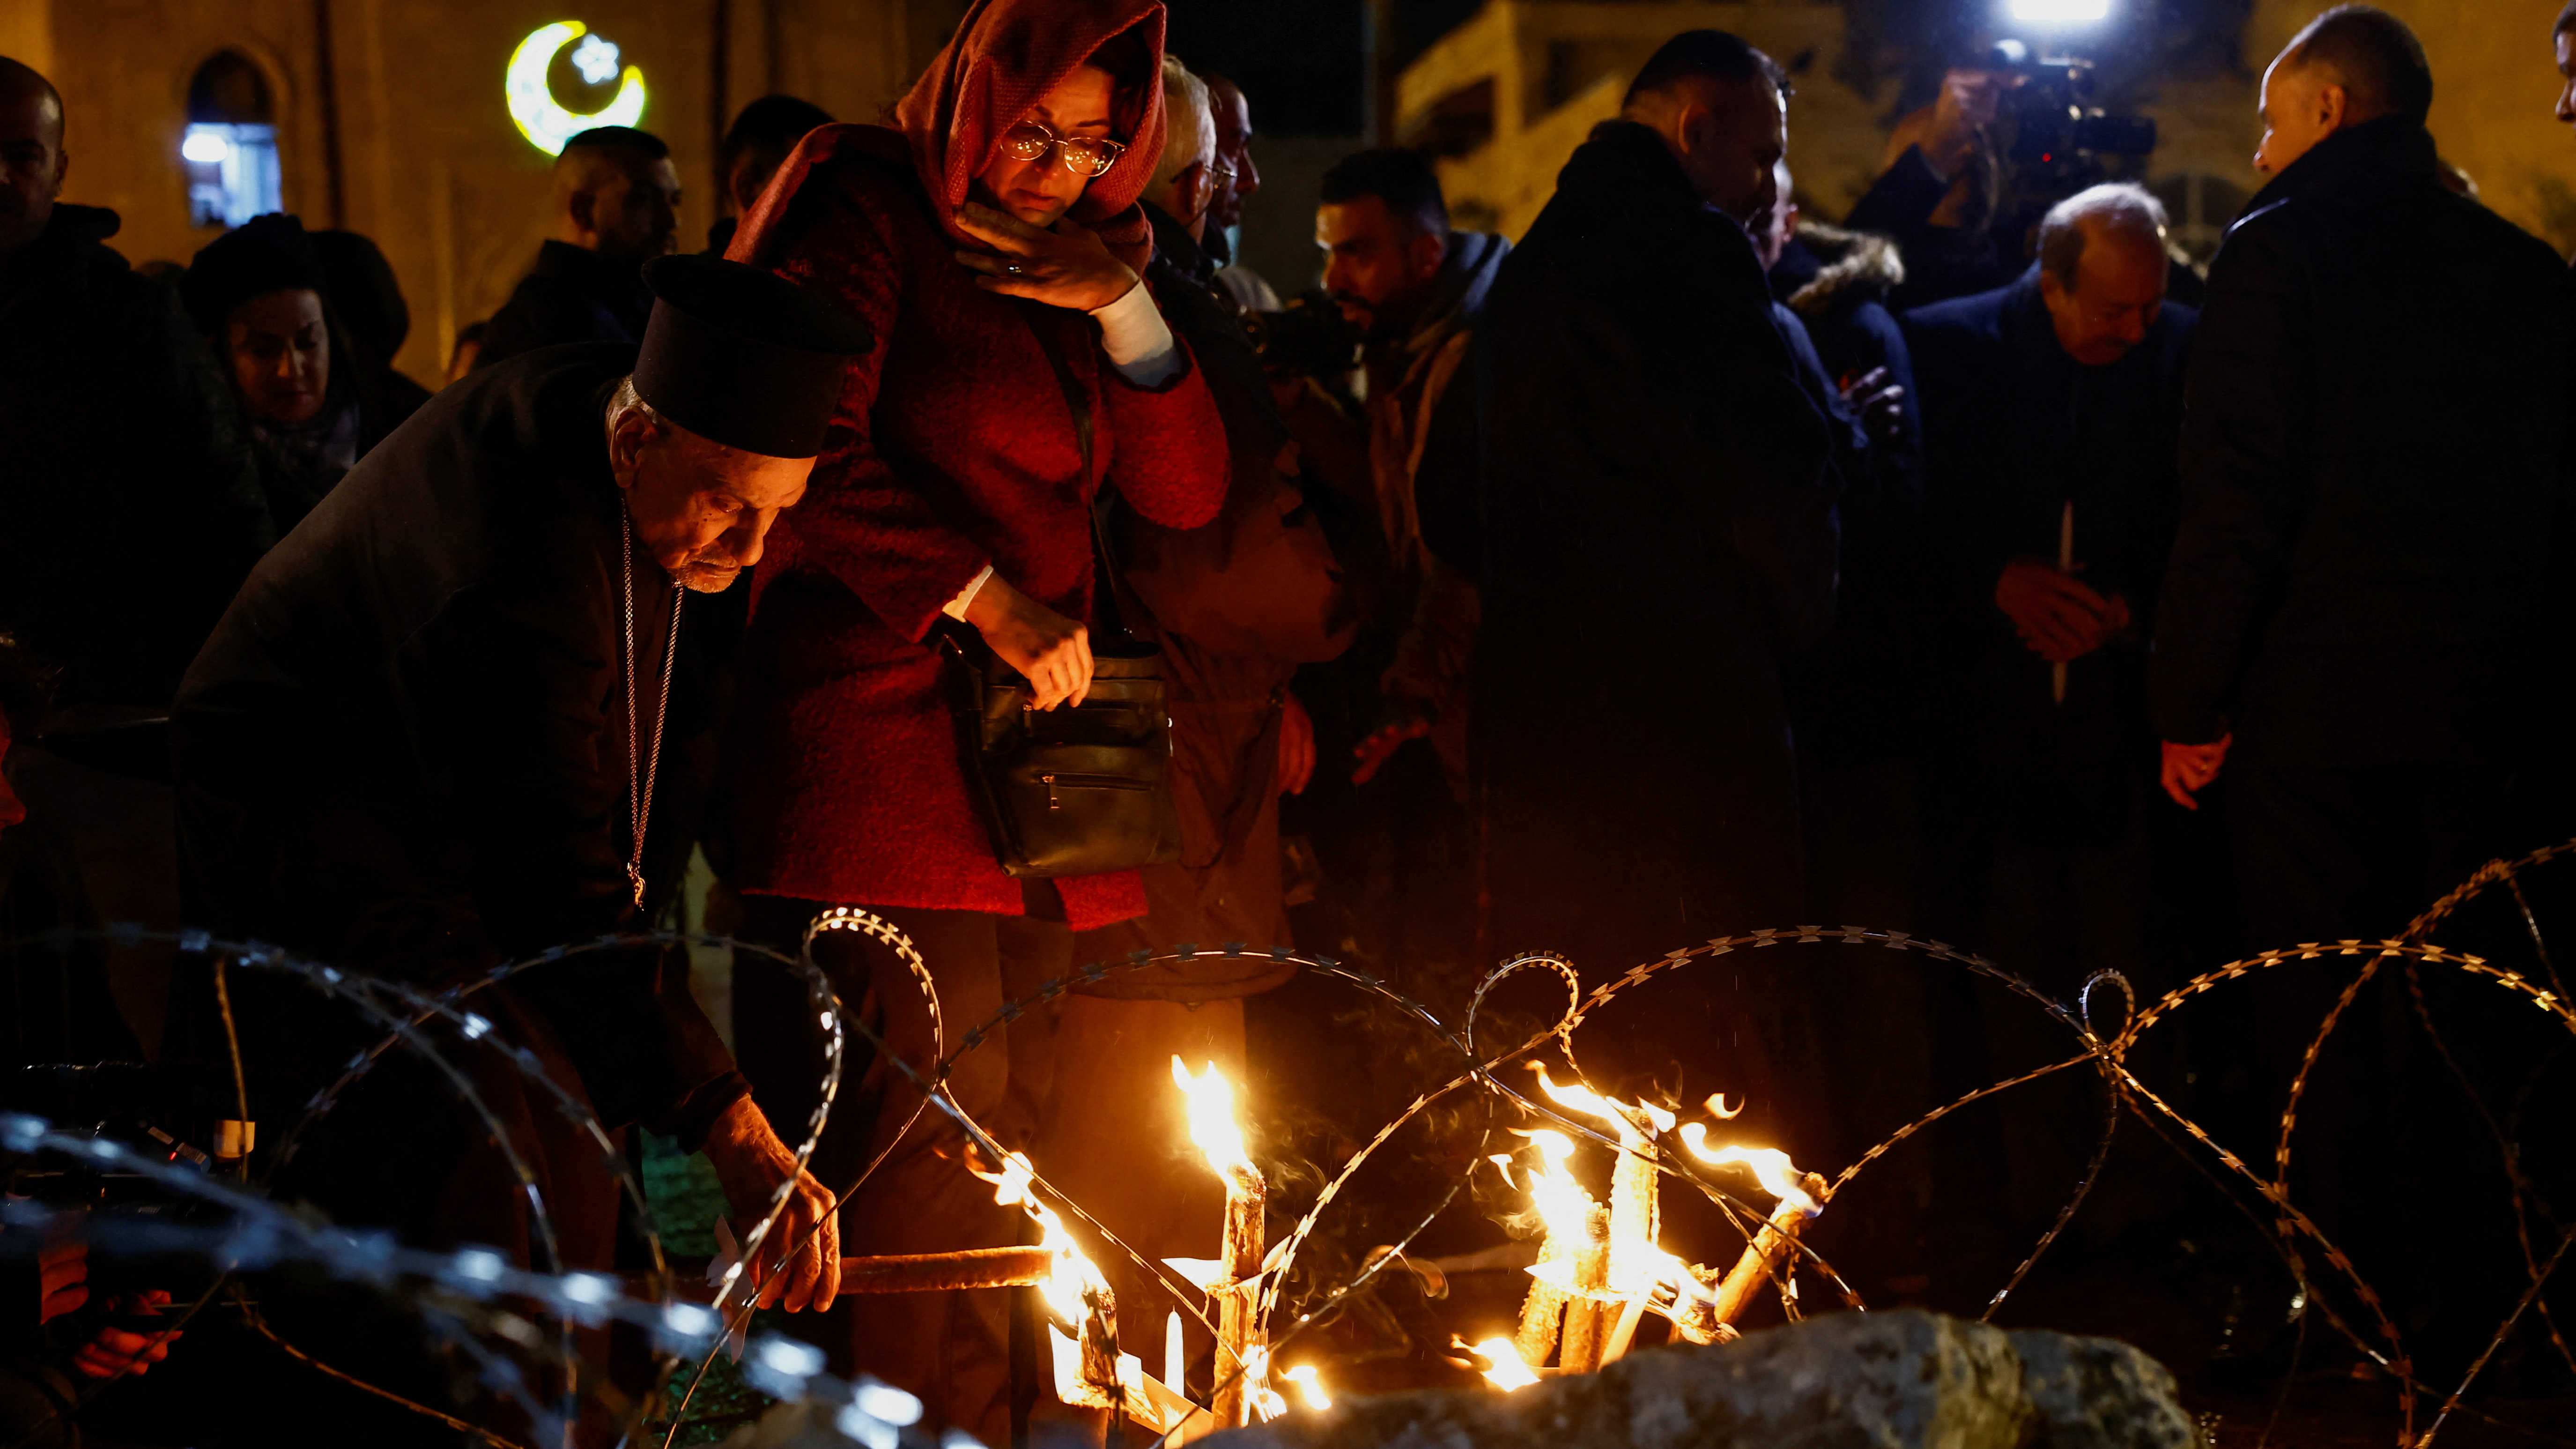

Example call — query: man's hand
[70,1291,180,1380]
[1923,68,2017,176]
[1278,692,1316,796]
[2161,736,2232,811]
[1840,366,1907,445]
[703,1096,841,1313]
[965,574,1093,710]
[952,203,1140,313]
[1995,559,2125,663]
[1351,706,1431,786]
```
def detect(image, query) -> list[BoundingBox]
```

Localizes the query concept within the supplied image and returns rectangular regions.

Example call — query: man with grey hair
[1895,179,2197,1267]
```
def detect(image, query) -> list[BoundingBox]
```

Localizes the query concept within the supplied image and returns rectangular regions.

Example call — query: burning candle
[1173,1057,1268,1427]
[1678,1127,1825,1328]
[1503,1129,1598,1369]
[972,1149,1140,1411]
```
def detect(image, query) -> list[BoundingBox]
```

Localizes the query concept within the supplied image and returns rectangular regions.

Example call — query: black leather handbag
[939,314,1181,878]
[941,623,1180,878]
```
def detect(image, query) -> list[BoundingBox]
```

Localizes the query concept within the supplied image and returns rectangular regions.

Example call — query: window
[185,52,281,229]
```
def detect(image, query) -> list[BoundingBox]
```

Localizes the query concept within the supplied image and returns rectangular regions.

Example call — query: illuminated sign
[507,21,646,156]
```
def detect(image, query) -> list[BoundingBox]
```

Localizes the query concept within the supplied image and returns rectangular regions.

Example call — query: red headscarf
[898,0,1167,244]
[732,0,1167,272]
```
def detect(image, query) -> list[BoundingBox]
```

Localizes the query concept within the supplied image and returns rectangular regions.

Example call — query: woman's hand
[702,1096,841,1313]
[965,574,1093,710]
[953,202,1140,313]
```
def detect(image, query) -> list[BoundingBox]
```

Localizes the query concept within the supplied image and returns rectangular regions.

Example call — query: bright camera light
[181,129,231,164]
[2011,0,2112,22]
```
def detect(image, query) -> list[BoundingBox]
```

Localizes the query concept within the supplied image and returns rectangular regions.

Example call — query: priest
[170,254,870,1342]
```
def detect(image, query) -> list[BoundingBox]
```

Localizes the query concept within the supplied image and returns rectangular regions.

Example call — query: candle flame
[1473,1336,1542,1390]
[1172,1057,1256,1180]
[1510,1129,1597,1247]
[970,1149,1140,1408]
[1527,1062,1673,1137]
[1676,1123,1819,1218]
[1281,1363,1332,1410]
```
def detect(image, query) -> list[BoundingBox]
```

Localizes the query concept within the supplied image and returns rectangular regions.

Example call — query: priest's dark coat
[170,343,749,1264]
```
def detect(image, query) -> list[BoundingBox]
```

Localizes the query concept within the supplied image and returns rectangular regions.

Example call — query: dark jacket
[1906,264,2197,662]
[1068,203,1352,999]
[0,204,272,708]
[2151,119,2575,766]
[1772,223,1922,448]
[472,239,656,370]
[1475,119,1838,965]
[171,345,746,1147]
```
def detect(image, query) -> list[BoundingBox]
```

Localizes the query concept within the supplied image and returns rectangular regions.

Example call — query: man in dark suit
[2154,5,2574,1369]
[2154,7,2571,944]
[1474,30,1836,1124]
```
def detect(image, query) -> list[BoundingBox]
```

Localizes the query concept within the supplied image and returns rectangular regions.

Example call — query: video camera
[1242,291,1359,378]
[1986,38,2155,197]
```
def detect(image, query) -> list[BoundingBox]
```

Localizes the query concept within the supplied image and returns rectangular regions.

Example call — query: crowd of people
[2,0,2573,1442]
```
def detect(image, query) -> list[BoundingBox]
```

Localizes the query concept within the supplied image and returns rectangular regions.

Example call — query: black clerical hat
[634,254,873,459]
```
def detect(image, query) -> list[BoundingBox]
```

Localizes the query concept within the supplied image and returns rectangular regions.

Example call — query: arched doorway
[183,50,282,229]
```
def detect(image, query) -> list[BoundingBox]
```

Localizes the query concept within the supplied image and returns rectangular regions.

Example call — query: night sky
[1165,0,1484,136]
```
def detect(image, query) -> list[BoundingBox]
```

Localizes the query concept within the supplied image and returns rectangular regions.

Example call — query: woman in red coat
[725,0,1226,1435]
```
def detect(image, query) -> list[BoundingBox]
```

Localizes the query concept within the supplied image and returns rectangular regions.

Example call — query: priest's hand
[953,203,1140,313]
[704,1096,841,1312]
[2161,736,2231,812]
[1995,558,2120,663]
[966,574,1094,710]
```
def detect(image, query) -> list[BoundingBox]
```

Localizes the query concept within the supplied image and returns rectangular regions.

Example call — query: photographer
[1848,67,2019,310]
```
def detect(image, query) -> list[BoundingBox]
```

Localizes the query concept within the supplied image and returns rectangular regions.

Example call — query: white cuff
[1090,281,1183,387]
[941,563,996,621]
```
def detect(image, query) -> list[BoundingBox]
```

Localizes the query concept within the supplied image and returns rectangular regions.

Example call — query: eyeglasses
[998,122,1128,178]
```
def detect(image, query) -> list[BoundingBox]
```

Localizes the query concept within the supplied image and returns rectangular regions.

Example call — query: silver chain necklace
[620,504,684,910]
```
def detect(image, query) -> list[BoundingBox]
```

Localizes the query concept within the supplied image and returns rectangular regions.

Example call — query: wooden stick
[1710,1173,1826,1326]
[1212,1162,1266,1428]
[837,1246,1058,1293]
[1557,1234,1614,1373]
[1604,1112,1660,1297]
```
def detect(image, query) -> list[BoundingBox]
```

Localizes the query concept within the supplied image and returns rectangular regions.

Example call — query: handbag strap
[1022,304,1145,646]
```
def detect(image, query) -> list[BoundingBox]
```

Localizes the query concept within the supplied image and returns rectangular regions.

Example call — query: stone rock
[1206,1310,2197,1449]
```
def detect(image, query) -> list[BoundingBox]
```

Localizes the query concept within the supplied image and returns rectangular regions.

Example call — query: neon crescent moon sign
[507,21,646,156]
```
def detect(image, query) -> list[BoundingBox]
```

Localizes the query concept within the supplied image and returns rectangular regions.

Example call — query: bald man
[474,124,681,368]
[2154,6,2572,942]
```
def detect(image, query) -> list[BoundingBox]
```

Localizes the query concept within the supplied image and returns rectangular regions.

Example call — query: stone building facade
[4,0,965,388]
